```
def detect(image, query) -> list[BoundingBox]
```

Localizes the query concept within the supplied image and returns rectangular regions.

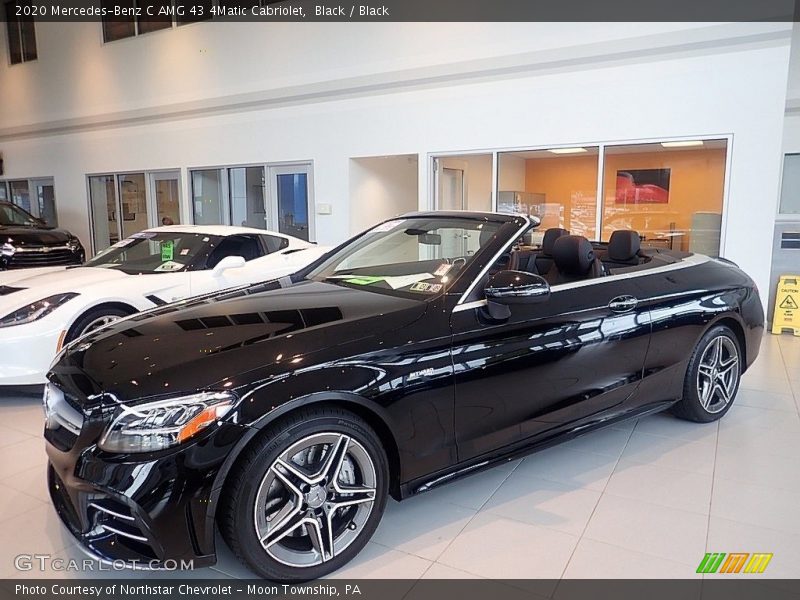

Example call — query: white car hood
[0,266,68,287]
[0,267,130,312]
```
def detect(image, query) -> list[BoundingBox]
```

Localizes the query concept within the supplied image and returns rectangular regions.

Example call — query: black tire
[672,325,742,423]
[219,406,389,580]
[66,306,133,342]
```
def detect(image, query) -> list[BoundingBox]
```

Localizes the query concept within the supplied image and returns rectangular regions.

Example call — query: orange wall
[524,155,598,236]
[521,148,727,248]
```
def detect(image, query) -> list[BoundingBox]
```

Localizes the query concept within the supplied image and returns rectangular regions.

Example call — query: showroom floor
[0,333,798,584]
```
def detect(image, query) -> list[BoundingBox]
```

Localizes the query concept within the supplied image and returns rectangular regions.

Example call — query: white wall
[0,22,793,306]
[349,155,418,234]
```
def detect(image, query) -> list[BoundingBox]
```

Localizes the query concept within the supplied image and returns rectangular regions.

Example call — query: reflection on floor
[0,333,798,583]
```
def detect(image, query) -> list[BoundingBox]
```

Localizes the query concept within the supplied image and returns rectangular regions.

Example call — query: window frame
[4,0,37,65]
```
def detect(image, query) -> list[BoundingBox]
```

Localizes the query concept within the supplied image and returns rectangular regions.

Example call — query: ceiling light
[661,141,704,148]
[548,147,588,154]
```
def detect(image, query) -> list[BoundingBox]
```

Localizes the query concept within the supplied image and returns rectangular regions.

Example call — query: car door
[450,275,651,462]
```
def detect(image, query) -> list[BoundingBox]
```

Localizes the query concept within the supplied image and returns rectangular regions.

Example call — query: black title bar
[1,0,799,22]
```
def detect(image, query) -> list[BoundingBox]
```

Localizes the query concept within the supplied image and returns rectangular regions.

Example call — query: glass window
[151,171,181,226]
[192,169,225,225]
[89,175,119,252]
[9,180,30,212]
[435,154,492,212]
[5,1,37,64]
[260,234,289,254]
[34,179,57,226]
[101,0,136,42]
[779,154,800,215]
[602,140,727,254]
[276,172,309,240]
[229,166,266,228]
[498,147,599,243]
[118,173,148,239]
[137,0,172,34]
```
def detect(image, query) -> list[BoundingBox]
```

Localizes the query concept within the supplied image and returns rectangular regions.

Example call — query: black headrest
[608,230,641,261]
[552,235,595,276]
[541,228,570,255]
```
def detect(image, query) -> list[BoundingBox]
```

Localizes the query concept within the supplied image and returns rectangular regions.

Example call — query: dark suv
[0,201,84,269]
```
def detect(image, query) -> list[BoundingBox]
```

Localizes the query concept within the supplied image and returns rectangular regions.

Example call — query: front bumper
[46,412,249,569]
[0,323,62,386]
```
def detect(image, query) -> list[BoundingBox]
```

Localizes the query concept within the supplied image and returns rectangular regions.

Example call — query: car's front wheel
[672,324,742,422]
[220,406,389,580]
[66,306,133,342]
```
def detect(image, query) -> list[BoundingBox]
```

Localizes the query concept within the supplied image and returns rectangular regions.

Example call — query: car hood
[54,279,427,403]
[1,226,74,245]
[0,267,129,312]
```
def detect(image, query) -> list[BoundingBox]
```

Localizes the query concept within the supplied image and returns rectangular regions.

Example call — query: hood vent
[0,286,23,296]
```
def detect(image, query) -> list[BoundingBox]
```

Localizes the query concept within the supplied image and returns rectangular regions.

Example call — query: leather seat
[547,235,604,284]
[509,227,569,275]
[601,230,642,270]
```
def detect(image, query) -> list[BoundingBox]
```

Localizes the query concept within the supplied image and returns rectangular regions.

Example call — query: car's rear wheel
[66,306,133,342]
[672,324,742,423]
[219,406,389,580]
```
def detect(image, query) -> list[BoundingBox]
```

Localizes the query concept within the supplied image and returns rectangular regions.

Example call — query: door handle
[609,295,638,312]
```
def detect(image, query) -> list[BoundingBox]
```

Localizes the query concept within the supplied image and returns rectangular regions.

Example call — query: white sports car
[0,225,328,389]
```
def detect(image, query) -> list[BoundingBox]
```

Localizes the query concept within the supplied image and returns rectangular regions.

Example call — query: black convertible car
[44,211,763,579]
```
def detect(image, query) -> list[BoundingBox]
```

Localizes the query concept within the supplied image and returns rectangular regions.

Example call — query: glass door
[89,175,119,252]
[268,164,313,241]
[229,166,266,229]
[118,173,148,239]
[150,170,182,226]
[30,178,57,226]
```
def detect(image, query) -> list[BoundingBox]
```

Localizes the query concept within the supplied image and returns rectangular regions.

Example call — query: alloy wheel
[253,432,377,568]
[696,335,739,414]
[81,315,121,335]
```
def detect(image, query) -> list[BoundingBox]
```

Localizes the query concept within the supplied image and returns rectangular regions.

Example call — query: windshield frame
[84,232,223,275]
[0,202,43,227]
[303,214,530,301]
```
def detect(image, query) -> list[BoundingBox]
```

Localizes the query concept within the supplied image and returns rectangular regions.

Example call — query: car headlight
[0,293,79,328]
[1,243,15,257]
[98,391,236,453]
[66,238,82,253]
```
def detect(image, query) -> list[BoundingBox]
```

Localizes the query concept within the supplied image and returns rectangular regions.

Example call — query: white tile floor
[0,333,798,580]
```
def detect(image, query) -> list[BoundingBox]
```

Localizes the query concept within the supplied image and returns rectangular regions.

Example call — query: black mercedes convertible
[44,211,763,579]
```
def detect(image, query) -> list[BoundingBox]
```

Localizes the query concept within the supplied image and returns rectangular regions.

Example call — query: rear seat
[600,230,643,271]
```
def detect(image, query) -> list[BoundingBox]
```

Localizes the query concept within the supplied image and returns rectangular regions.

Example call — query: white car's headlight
[98,391,236,453]
[0,293,79,328]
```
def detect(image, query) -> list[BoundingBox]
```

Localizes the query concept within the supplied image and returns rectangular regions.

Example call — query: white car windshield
[307,216,505,298]
[85,232,217,274]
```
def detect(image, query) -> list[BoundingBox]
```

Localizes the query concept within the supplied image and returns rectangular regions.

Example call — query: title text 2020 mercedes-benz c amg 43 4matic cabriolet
[44,212,763,579]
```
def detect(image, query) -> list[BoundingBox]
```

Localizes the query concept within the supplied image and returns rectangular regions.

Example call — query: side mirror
[212,255,246,277]
[485,270,550,305]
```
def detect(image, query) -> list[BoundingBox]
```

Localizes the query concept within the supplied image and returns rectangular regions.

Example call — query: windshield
[307,216,506,298]
[85,232,217,274]
[0,203,40,227]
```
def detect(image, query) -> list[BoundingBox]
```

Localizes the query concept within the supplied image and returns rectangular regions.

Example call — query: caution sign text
[772,275,800,337]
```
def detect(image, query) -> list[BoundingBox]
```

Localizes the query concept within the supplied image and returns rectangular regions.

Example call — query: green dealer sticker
[161,240,174,261]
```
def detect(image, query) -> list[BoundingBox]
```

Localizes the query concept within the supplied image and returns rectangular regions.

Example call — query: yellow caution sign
[772,275,800,337]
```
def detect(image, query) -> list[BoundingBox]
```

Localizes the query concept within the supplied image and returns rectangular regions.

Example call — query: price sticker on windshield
[161,240,174,261]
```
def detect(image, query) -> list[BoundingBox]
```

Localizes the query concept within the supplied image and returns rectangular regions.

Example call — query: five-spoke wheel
[673,324,742,422]
[220,407,388,580]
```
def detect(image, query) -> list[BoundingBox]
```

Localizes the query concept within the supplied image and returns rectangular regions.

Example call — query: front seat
[602,230,642,270]
[549,235,603,284]
[511,227,569,275]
